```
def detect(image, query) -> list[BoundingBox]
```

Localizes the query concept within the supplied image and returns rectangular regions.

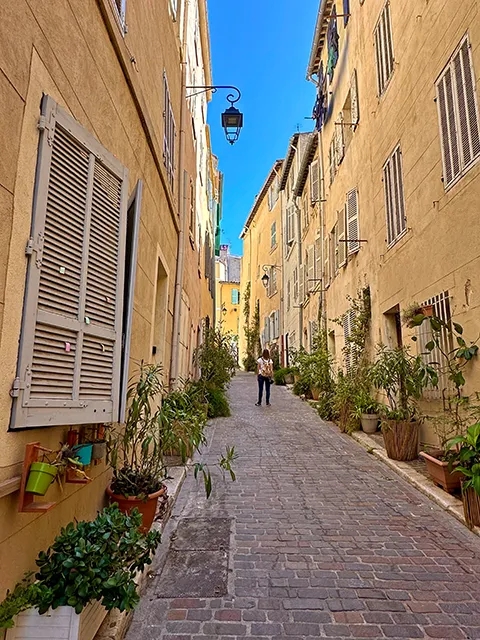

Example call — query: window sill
[444,154,480,192]
[386,227,409,252]
[270,243,277,254]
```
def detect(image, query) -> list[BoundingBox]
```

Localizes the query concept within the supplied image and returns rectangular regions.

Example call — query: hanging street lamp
[185,85,243,145]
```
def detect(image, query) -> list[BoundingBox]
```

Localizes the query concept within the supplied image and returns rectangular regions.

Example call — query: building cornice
[306,0,334,80]
[279,133,301,191]
[240,159,283,238]
[294,133,318,197]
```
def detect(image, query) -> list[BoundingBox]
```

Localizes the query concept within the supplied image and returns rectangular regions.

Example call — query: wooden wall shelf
[18,443,56,513]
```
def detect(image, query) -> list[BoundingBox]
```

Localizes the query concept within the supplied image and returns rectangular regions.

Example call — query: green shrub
[317,391,336,421]
[293,378,311,397]
[242,353,257,372]
[207,388,231,418]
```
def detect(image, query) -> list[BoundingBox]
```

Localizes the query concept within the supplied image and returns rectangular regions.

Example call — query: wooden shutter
[337,208,347,267]
[119,180,143,423]
[315,235,322,280]
[11,95,127,429]
[335,114,345,165]
[299,264,305,304]
[310,160,319,203]
[307,246,315,293]
[351,69,359,127]
[324,235,330,287]
[437,66,461,185]
[346,188,360,254]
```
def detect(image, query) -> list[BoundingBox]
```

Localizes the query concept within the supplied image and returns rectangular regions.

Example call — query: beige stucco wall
[309,0,480,445]
[0,0,212,595]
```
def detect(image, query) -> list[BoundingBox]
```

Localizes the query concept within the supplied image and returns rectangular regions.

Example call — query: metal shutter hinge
[37,116,55,146]
[26,234,44,267]
[10,377,25,398]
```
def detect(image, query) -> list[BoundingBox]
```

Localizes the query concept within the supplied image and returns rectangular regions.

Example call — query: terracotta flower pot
[419,451,463,493]
[311,386,320,401]
[421,304,434,317]
[361,414,379,434]
[381,419,419,461]
[462,483,480,529]
[106,484,167,532]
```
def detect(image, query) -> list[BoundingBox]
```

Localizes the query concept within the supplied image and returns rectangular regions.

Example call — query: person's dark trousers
[257,375,271,405]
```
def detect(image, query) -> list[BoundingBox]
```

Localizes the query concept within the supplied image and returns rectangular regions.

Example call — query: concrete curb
[95,465,187,640]
[350,430,480,537]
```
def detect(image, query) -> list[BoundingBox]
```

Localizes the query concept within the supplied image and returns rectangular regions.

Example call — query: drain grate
[155,518,232,598]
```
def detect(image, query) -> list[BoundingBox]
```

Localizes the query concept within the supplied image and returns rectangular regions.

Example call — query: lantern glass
[221,106,243,145]
[261,273,269,288]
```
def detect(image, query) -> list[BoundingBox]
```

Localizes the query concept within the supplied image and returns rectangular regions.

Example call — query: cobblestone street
[128,372,480,640]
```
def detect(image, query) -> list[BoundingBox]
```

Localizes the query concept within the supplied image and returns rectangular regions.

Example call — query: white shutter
[329,139,336,184]
[324,236,330,287]
[383,145,406,245]
[11,95,127,429]
[335,114,345,165]
[375,2,394,95]
[455,38,480,166]
[315,235,322,280]
[307,246,315,293]
[287,279,291,311]
[293,267,298,300]
[310,160,319,203]
[337,208,347,267]
[437,66,461,186]
[346,188,360,254]
[351,69,359,127]
[299,264,305,303]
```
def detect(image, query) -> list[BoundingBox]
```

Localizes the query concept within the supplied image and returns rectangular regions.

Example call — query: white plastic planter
[6,601,106,640]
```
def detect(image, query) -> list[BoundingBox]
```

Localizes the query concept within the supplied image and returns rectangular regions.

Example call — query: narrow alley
[128,372,480,640]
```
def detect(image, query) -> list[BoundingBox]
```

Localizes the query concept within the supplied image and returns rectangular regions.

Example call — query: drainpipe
[170,0,190,387]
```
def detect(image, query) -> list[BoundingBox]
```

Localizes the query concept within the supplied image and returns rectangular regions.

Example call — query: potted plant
[106,363,168,532]
[371,346,438,461]
[24,446,88,496]
[353,390,380,434]
[0,505,161,637]
[446,422,480,528]
[402,301,427,328]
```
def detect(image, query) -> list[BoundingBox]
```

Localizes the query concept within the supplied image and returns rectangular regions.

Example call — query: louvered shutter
[335,114,345,165]
[329,139,336,184]
[310,160,319,203]
[276,310,280,338]
[299,265,305,304]
[337,208,347,267]
[11,95,128,429]
[293,267,298,300]
[324,236,330,287]
[436,66,460,186]
[351,69,359,127]
[346,188,360,254]
[287,279,291,311]
[315,235,322,280]
[455,38,480,167]
[307,246,315,293]
[331,226,338,274]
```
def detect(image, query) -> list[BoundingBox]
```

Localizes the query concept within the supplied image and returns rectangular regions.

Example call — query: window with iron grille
[436,35,480,189]
[383,145,406,246]
[270,221,277,249]
[163,73,176,189]
[416,291,454,400]
[374,2,394,96]
[10,95,128,429]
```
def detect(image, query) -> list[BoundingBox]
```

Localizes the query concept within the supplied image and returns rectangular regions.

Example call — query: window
[189,177,195,235]
[337,209,347,268]
[374,2,395,96]
[416,291,453,400]
[383,145,406,246]
[310,160,319,203]
[329,138,336,185]
[293,267,299,300]
[270,221,277,249]
[11,95,128,429]
[268,177,279,210]
[268,267,277,296]
[436,35,480,188]
[327,7,339,81]
[287,279,291,311]
[163,73,176,189]
[307,246,315,295]
[346,188,360,254]
[231,289,240,305]
[315,235,322,280]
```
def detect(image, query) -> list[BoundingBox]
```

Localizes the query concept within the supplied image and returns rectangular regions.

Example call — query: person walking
[256,349,273,406]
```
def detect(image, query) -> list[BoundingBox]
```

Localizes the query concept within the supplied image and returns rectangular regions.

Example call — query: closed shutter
[315,235,322,280]
[275,310,280,338]
[329,139,336,184]
[324,235,330,287]
[337,208,347,267]
[375,2,394,95]
[299,264,305,304]
[351,69,359,127]
[331,226,337,274]
[437,67,460,186]
[383,145,406,245]
[346,188,360,253]
[310,160,319,203]
[307,246,315,293]
[287,279,291,311]
[335,114,345,165]
[293,267,298,300]
[11,95,127,429]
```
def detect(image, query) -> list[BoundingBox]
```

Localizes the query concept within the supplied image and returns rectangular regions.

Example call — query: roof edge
[240,160,283,238]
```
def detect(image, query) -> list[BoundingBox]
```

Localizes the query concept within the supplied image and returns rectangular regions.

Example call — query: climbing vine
[242,282,260,371]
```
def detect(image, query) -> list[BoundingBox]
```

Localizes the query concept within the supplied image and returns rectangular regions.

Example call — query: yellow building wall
[0,0,206,595]
[312,0,480,445]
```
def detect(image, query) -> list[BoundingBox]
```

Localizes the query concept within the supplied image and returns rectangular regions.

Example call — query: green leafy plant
[194,324,237,390]
[0,506,161,629]
[107,363,167,498]
[447,422,480,495]
[371,345,438,420]
[194,446,237,498]
[402,301,425,328]
[273,367,294,386]
[242,284,260,371]
[205,387,231,418]
[352,388,380,419]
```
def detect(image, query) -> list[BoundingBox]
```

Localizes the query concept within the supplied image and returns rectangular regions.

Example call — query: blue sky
[207,0,319,256]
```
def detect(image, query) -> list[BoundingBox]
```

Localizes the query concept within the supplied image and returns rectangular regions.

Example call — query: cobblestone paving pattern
[127,372,480,640]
